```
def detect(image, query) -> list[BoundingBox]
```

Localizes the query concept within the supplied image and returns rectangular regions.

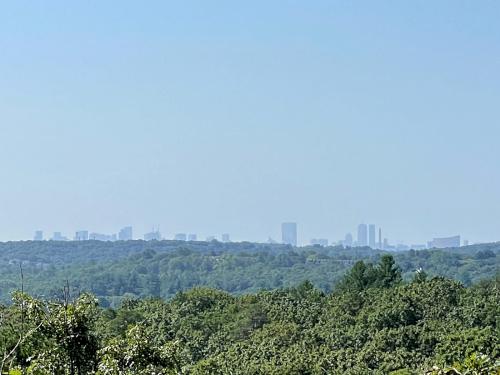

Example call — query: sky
[0,1,499,244]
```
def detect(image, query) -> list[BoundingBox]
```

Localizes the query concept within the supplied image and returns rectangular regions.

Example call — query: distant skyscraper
[33,230,43,241]
[344,233,353,247]
[281,222,297,246]
[378,228,382,249]
[118,226,133,241]
[368,224,376,248]
[187,234,197,241]
[74,230,89,241]
[174,233,187,241]
[357,224,368,247]
[222,233,230,243]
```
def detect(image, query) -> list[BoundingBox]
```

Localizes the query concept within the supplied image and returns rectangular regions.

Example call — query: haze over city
[1,1,499,244]
[0,2,499,373]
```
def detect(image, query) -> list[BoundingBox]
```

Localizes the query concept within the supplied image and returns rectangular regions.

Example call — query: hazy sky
[1,1,499,244]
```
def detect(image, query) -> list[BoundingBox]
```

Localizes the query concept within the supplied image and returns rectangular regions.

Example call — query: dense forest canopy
[0,240,498,306]
[0,255,498,374]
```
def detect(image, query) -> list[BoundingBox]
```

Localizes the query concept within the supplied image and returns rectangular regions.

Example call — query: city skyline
[1,2,499,244]
[26,221,472,250]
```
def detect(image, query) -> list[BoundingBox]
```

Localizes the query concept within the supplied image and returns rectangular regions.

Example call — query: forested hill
[1,263,498,374]
[0,240,498,305]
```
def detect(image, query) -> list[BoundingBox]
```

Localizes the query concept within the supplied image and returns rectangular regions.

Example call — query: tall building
[429,235,461,249]
[187,234,197,241]
[33,230,43,241]
[281,222,297,246]
[221,233,230,243]
[378,228,382,249]
[174,233,187,241]
[357,224,368,247]
[344,233,353,247]
[74,230,89,241]
[118,226,133,241]
[368,224,376,248]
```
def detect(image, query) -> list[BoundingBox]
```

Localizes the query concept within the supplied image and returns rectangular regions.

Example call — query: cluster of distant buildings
[33,223,466,250]
[33,227,232,243]
[142,229,230,243]
[279,222,466,250]
[34,227,134,242]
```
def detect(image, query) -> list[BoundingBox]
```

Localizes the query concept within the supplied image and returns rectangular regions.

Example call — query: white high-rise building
[33,230,43,241]
[368,224,376,248]
[357,224,368,247]
[344,233,353,247]
[282,222,297,246]
[118,226,133,241]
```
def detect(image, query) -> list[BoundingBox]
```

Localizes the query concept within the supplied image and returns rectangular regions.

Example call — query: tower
[357,224,368,247]
[369,224,376,248]
[344,233,353,247]
[378,228,382,249]
[281,222,297,247]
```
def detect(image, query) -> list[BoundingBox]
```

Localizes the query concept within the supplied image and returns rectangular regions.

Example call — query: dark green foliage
[0,270,498,374]
[0,241,498,304]
[336,255,402,292]
[2,292,99,374]
[0,242,498,374]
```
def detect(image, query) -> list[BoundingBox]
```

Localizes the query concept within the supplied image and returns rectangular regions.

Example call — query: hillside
[0,260,498,374]
[0,240,498,305]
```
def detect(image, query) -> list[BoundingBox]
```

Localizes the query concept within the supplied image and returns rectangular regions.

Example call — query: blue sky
[0,1,499,244]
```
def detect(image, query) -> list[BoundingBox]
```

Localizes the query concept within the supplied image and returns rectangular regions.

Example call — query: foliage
[0,240,497,305]
[0,255,498,374]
